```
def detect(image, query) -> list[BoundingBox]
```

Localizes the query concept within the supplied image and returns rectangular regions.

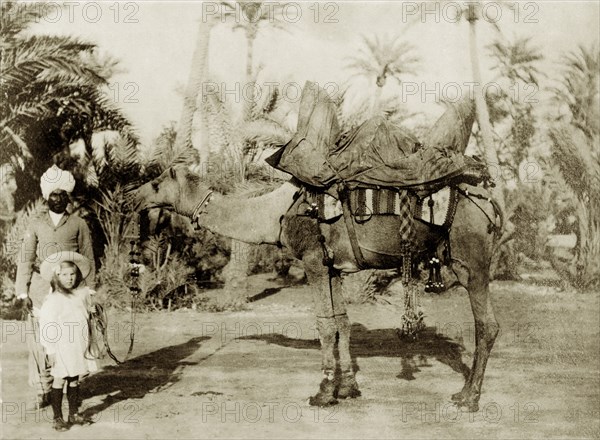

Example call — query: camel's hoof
[309,379,337,407]
[336,374,361,399]
[337,385,361,399]
[309,393,338,407]
[451,392,479,412]
[451,391,466,402]
[454,399,479,413]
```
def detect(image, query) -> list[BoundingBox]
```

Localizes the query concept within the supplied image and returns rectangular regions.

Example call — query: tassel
[432,257,445,293]
[425,256,435,293]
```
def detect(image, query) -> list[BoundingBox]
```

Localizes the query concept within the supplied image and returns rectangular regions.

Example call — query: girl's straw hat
[40,251,91,282]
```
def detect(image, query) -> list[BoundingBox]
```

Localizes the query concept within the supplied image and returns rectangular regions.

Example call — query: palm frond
[1,197,45,267]
[550,124,600,204]
[241,118,293,147]
[0,1,47,40]
[550,44,599,138]
[344,32,419,86]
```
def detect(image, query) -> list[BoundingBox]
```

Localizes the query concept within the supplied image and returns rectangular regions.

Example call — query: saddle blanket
[349,188,414,241]
[349,188,409,216]
[303,186,456,228]
[304,188,413,221]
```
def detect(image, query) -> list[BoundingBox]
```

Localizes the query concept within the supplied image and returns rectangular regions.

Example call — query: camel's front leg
[303,251,359,406]
[335,312,361,400]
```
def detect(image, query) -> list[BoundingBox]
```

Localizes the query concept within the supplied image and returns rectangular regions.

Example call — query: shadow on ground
[239,324,470,381]
[80,336,209,417]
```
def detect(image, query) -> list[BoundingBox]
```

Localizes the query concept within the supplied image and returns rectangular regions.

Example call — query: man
[14,164,96,409]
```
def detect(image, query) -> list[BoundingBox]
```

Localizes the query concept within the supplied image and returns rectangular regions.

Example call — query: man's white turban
[40,165,75,200]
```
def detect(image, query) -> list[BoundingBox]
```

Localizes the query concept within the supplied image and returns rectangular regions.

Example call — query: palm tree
[173,2,290,179]
[346,33,419,114]
[485,36,545,279]
[1,1,134,209]
[201,77,295,293]
[487,36,544,173]
[461,2,508,213]
[488,36,544,86]
[199,1,291,294]
[172,18,216,163]
[412,1,513,213]
[550,44,600,137]
[548,44,599,290]
[219,1,289,117]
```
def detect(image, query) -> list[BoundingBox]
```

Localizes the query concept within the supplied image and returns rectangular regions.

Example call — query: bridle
[191,189,214,227]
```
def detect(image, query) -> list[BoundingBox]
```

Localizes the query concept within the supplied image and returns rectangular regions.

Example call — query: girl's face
[57,266,78,290]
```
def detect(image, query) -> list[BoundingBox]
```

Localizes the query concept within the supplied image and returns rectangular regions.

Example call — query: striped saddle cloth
[348,188,415,242]
[301,186,457,243]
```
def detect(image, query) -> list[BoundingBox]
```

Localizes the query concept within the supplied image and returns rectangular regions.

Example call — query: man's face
[57,266,77,289]
[47,190,69,213]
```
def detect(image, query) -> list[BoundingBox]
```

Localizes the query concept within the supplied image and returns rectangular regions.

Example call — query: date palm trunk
[467,13,505,214]
[174,20,213,161]
[224,25,258,296]
[467,7,511,279]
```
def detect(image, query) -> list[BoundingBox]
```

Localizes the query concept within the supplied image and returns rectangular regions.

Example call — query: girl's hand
[47,353,56,367]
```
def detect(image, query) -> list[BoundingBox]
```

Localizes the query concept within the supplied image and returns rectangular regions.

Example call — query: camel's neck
[197,182,299,245]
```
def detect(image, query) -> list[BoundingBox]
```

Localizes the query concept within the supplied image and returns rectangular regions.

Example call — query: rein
[86,222,142,364]
[191,190,213,226]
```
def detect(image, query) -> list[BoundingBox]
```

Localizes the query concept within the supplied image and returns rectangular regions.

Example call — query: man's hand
[89,301,102,317]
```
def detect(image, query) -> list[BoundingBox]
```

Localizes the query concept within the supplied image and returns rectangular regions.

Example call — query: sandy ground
[2,274,599,439]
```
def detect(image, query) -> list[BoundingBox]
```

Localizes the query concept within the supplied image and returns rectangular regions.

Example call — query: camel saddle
[270,81,487,270]
[266,81,488,193]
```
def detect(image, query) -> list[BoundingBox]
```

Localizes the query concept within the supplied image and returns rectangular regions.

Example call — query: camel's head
[136,167,213,219]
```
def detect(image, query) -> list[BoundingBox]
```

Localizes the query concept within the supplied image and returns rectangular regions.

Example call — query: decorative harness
[191,190,214,226]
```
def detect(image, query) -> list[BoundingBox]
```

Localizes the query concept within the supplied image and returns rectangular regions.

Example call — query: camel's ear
[169,167,176,179]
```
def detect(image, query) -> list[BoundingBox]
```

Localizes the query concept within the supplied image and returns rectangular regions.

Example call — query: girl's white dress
[39,287,98,379]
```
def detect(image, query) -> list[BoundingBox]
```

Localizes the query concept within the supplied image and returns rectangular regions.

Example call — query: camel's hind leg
[303,250,359,406]
[450,196,500,412]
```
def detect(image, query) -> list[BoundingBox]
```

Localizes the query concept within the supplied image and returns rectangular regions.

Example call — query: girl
[38,251,97,431]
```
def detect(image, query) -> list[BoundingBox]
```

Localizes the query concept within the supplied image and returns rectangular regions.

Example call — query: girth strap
[338,188,368,270]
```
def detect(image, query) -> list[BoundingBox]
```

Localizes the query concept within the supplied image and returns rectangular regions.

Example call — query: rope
[86,301,136,364]
[85,223,141,365]
[454,186,502,234]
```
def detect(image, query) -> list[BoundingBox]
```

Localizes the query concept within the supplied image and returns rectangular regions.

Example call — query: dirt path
[2,277,599,439]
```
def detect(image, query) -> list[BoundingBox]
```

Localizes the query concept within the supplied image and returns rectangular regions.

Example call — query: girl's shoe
[53,417,70,431]
[68,413,93,426]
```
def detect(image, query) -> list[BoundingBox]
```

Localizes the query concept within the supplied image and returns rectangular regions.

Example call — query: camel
[136,168,500,411]
[135,95,501,411]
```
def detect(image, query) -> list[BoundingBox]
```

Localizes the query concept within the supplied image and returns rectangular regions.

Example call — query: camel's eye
[151,181,159,192]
